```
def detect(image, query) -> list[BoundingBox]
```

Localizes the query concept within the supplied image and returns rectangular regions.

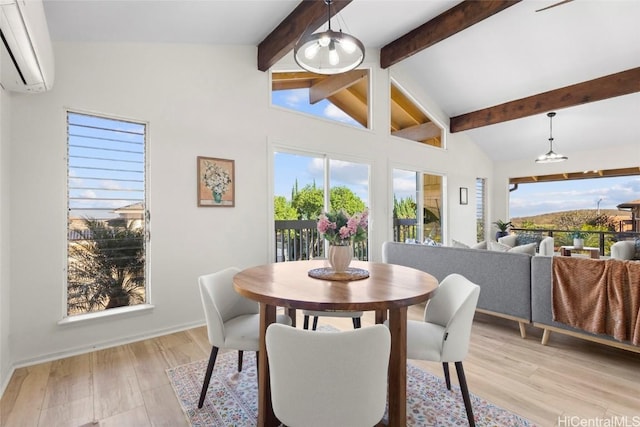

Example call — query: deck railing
[510,228,639,256]
[275,222,637,260]
[275,220,368,262]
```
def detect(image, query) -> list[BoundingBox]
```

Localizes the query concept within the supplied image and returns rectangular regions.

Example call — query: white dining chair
[197,267,291,409]
[265,323,390,427]
[302,257,363,330]
[302,309,363,330]
[402,273,480,427]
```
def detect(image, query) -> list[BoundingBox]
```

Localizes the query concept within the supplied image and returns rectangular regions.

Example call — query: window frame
[269,145,372,262]
[391,164,447,244]
[269,68,373,131]
[63,109,150,321]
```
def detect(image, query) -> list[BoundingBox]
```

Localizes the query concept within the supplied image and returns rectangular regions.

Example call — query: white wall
[0,84,11,393]
[491,143,640,228]
[5,42,490,369]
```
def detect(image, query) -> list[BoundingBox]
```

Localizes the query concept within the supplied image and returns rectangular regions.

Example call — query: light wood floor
[2,308,639,426]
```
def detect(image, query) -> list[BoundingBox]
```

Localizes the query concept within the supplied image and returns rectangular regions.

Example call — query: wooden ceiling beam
[257,0,353,72]
[451,67,640,132]
[390,85,427,125]
[391,122,441,141]
[509,167,640,184]
[272,80,313,91]
[309,69,367,104]
[380,0,521,69]
[328,94,368,128]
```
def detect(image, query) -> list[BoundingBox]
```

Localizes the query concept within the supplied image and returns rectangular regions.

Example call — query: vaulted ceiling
[42,0,640,166]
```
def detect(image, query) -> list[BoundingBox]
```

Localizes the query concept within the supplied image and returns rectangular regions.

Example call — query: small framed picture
[459,187,468,205]
[197,156,235,207]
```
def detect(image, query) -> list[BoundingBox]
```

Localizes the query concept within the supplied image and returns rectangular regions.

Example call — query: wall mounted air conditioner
[0,0,54,93]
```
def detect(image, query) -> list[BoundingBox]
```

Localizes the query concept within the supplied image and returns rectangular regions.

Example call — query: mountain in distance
[511,209,631,229]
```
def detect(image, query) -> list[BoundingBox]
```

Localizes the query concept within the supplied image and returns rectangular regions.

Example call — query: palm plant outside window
[66,112,147,316]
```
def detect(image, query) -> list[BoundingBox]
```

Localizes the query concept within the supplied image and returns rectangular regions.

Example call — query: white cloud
[79,190,97,199]
[323,104,356,124]
[102,180,123,190]
[283,89,306,108]
[510,176,640,217]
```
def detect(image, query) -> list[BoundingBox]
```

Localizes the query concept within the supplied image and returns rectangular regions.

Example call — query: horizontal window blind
[66,112,147,316]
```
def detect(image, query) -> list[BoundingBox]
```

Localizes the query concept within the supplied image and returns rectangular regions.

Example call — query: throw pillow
[472,240,487,250]
[516,232,543,252]
[423,238,441,246]
[497,234,517,247]
[488,241,511,252]
[451,239,470,249]
[508,242,537,256]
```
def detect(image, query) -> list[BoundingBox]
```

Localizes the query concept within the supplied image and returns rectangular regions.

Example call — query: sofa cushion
[452,239,487,250]
[497,235,518,247]
[516,232,543,251]
[635,239,640,260]
[509,242,537,256]
[472,240,487,250]
[452,239,470,249]
[488,241,512,252]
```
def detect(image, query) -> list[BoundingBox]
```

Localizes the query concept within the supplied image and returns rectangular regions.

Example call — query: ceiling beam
[391,122,441,141]
[309,69,367,104]
[257,0,353,72]
[450,67,640,132]
[380,0,521,69]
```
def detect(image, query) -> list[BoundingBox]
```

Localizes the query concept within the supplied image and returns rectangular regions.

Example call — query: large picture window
[393,168,444,244]
[66,111,147,316]
[273,151,369,262]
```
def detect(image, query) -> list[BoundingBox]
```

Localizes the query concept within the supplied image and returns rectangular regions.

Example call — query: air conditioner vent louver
[0,0,54,93]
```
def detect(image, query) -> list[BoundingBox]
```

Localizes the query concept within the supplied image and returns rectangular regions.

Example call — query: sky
[509,175,640,218]
[274,152,370,206]
[68,112,145,219]
[272,87,640,218]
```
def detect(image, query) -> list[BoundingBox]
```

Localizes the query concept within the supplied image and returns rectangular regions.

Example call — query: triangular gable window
[390,81,443,148]
[272,70,369,129]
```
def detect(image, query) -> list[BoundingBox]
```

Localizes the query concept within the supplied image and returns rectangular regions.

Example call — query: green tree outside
[67,219,145,315]
[274,195,298,220]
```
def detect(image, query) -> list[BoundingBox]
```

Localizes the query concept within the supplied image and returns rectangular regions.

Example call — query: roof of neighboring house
[617,200,640,209]
[113,202,145,213]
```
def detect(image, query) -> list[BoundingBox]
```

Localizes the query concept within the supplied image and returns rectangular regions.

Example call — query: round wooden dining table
[233,259,438,427]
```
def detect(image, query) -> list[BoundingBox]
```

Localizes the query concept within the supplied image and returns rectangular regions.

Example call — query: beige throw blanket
[552,256,640,345]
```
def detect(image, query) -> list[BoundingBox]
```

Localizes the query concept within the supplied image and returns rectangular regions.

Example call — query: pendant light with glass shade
[293,0,365,75]
[535,112,568,163]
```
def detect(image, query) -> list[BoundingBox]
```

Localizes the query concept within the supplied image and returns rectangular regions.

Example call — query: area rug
[167,347,535,426]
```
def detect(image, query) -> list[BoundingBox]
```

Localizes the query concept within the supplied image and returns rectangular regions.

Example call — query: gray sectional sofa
[531,255,639,352]
[382,241,532,338]
[381,241,640,353]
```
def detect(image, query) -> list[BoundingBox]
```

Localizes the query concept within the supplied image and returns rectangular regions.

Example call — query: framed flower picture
[197,156,235,207]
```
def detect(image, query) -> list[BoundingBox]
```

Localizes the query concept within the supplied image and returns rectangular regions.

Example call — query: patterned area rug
[167,345,535,426]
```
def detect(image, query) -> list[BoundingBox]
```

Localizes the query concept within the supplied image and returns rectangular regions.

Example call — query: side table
[559,246,600,259]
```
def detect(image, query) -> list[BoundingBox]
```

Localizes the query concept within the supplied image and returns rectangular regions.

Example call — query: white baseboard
[1,320,206,400]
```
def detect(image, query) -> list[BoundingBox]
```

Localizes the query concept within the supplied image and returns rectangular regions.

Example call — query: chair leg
[303,315,310,330]
[238,350,243,372]
[352,317,361,329]
[198,346,219,408]
[255,351,259,382]
[312,316,319,331]
[454,361,475,427]
[442,362,451,390]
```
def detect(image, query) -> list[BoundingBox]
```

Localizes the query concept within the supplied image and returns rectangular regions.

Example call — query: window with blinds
[476,178,486,242]
[66,111,147,316]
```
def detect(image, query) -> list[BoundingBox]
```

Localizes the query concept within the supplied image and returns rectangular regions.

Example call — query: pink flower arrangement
[317,210,368,246]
